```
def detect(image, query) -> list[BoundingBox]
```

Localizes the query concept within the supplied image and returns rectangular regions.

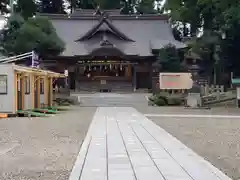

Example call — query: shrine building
[41,9,186,92]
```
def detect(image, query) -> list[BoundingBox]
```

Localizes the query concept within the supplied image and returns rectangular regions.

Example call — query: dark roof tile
[47,13,185,56]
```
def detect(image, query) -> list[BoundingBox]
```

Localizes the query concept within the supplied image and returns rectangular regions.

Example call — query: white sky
[0,17,5,29]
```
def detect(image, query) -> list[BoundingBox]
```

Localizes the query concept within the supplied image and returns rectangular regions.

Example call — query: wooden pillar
[49,77,53,107]
[35,76,40,108]
[125,64,132,78]
[31,74,35,109]
[20,74,25,110]
[133,65,137,92]
[44,76,49,106]
[14,72,18,112]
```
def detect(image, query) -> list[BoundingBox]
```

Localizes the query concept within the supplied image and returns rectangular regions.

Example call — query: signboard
[159,73,193,90]
[31,51,40,68]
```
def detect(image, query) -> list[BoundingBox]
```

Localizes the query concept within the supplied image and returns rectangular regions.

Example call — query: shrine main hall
[41,9,185,92]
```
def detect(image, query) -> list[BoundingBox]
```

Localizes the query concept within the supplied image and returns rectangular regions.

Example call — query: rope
[0,52,32,62]
[0,52,33,64]
[2,54,32,63]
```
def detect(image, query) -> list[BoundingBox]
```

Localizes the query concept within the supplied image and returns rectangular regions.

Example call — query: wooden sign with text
[159,73,193,90]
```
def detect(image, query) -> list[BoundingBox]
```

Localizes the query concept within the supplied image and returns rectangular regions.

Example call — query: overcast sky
[0,16,5,29]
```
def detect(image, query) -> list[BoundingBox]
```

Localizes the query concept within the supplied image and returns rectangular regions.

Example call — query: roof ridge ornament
[93,5,103,16]
[100,38,114,47]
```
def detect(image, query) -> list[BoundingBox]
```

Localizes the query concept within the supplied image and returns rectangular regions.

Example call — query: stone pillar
[133,65,137,92]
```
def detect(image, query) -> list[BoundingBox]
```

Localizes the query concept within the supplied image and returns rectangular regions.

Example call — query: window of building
[25,76,30,94]
[0,75,7,94]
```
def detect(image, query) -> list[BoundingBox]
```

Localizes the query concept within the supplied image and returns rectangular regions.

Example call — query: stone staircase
[73,93,149,107]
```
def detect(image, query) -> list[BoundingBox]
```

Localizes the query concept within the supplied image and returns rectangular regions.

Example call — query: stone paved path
[69,107,232,180]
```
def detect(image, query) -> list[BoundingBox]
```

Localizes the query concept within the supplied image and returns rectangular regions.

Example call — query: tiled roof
[42,11,185,57]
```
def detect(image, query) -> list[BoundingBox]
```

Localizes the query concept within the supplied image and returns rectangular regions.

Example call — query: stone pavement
[69,107,232,180]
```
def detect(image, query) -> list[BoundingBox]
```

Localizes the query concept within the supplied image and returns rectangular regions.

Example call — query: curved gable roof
[46,12,185,57]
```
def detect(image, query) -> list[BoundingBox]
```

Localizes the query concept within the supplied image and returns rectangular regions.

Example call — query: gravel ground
[137,106,240,116]
[148,113,240,180]
[0,106,96,180]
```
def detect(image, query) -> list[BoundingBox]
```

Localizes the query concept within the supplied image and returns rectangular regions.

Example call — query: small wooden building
[0,64,64,116]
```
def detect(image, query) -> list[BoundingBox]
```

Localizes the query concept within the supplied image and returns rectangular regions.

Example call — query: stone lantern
[185,50,202,83]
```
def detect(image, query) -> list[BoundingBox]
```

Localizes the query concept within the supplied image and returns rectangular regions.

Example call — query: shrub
[149,94,167,106]
[154,97,167,106]
[167,97,183,106]
[149,94,183,106]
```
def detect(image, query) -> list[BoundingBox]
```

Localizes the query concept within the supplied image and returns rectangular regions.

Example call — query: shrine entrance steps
[72,93,149,107]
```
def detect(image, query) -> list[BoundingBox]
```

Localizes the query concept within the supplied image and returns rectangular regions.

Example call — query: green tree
[121,0,135,14]
[164,0,201,36]
[16,0,37,19]
[0,0,9,14]
[0,15,25,55]
[71,0,94,9]
[158,44,185,72]
[70,0,162,14]
[96,0,121,9]
[38,0,66,14]
[220,4,240,75]
[136,0,162,14]
[0,15,65,56]
[72,0,120,9]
